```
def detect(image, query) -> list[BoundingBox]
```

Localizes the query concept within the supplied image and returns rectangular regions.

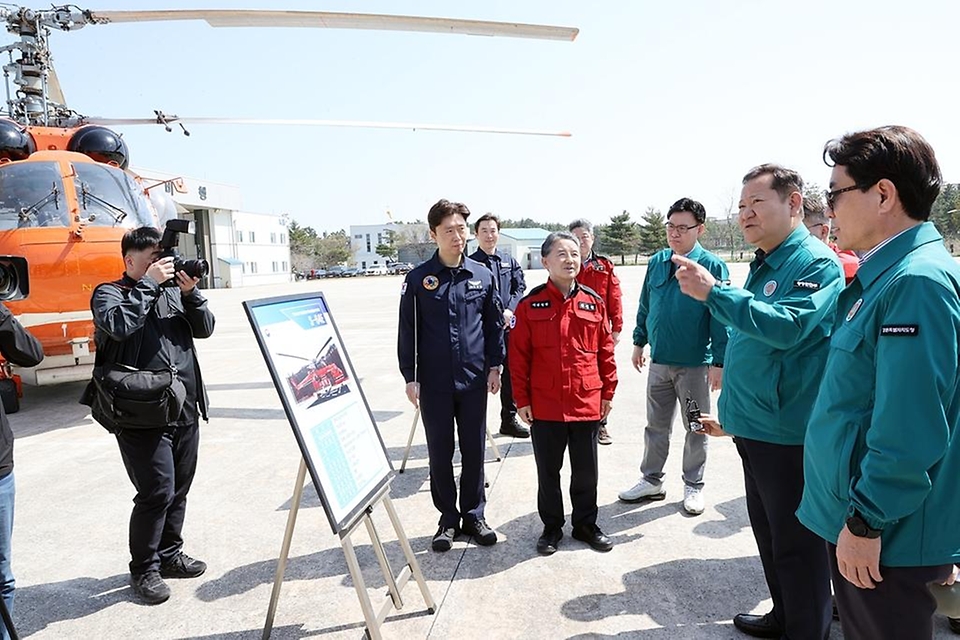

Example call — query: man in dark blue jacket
[469,213,527,438]
[398,200,504,552]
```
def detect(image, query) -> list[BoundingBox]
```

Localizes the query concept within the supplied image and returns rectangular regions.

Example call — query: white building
[134,167,291,288]
[350,223,397,269]
[466,228,551,270]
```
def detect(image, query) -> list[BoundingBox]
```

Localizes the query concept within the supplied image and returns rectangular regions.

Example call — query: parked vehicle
[363,265,389,276]
[387,261,414,275]
[325,266,347,278]
[342,267,363,277]
[306,268,327,280]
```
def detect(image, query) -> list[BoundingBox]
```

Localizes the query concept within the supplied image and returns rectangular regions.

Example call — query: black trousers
[116,422,200,576]
[419,387,487,529]
[499,332,517,424]
[531,420,599,530]
[829,543,951,640]
[735,437,831,639]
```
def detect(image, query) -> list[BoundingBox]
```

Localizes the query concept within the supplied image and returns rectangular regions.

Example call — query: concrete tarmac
[8,263,955,639]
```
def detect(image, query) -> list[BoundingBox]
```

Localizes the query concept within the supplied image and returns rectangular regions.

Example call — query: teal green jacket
[633,243,730,367]
[797,222,960,566]
[707,225,843,444]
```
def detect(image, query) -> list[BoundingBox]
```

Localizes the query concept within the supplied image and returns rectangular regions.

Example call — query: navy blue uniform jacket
[398,252,504,393]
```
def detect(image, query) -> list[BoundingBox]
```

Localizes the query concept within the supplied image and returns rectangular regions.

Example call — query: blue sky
[20,0,960,232]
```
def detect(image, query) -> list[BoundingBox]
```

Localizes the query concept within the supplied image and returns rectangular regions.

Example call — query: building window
[280,233,286,244]
[250,262,258,274]
[272,261,279,272]
[282,261,287,271]
[249,231,256,243]
[270,232,277,243]
[236,230,243,243]
[241,263,245,274]
[365,233,371,252]
[354,234,363,240]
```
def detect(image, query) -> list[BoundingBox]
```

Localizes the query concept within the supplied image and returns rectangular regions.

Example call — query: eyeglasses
[665,222,701,234]
[823,184,865,210]
[805,222,827,231]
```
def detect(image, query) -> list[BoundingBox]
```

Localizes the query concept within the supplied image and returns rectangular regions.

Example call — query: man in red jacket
[510,231,618,555]
[569,219,622,445]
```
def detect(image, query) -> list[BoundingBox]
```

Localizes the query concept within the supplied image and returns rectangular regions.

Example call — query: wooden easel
[262,459,435,640]
[397,407,501,473]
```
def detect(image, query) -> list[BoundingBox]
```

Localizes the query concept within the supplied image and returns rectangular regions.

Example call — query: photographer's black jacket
[0,303,44,477]
[91,273,215,425]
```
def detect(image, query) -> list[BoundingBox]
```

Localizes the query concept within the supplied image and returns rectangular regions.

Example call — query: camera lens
[176,258,209,279]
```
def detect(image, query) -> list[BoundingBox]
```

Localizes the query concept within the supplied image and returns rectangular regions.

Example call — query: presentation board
[243,292,393,534]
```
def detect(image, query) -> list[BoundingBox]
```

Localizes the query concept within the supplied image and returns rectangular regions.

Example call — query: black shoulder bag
[81,288,187,431]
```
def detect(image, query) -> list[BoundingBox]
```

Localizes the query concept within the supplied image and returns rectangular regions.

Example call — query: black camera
[0,255,29,301]
[159,219,209,286]
[685,397,703,432]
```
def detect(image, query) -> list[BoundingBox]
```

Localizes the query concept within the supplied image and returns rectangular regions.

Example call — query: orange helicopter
[0,6,577,412]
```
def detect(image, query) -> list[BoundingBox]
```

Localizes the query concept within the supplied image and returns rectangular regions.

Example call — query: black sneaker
[160,551,207,579]
[462,517,497,546]
[130,570,171,605]
[431,526,457,552]
[499,418,530,438]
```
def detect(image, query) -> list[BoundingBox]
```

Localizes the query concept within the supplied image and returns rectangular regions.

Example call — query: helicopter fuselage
[0,124,163,382]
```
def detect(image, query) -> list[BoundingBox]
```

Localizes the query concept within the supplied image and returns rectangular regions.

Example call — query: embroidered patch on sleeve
[794,280,820,290]
[880,324,919,337]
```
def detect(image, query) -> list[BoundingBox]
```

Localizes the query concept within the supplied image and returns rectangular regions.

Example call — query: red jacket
[829,242,859,285]
[576,253,623,333]
[509,280,618,422]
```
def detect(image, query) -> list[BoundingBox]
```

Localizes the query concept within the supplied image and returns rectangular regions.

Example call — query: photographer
[89,226,215,605]
[0,304,43,635]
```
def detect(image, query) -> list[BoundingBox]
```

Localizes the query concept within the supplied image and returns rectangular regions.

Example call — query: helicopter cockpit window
[0,162,68,229]
[72,163,155,228]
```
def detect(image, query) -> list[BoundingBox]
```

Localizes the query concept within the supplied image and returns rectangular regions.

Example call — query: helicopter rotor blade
[46,64,67,107]
[276,353,311,362]
[83,116,572,138]
[86,10,578,41]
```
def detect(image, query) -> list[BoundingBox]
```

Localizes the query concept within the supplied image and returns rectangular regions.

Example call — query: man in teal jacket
[618,197,729,516]
[673,164,843,640]
[797,126,959,640]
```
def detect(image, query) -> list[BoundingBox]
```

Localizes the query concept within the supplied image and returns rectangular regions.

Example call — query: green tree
[375,229,398,261]
[288,220,320,271]
[316,230,352,267]
[600,211,641,265]
[931,183,960,241]
[638,207,667,255]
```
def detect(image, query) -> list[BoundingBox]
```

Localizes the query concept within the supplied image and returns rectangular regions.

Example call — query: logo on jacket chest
[422,275,439,291]
[467,280,483,291]
[530,300,551,309]
[762,280,778,297]
[577,301,597,312]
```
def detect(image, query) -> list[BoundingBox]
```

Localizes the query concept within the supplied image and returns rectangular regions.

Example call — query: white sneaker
[618,479,666,503]
[683,486,705,515]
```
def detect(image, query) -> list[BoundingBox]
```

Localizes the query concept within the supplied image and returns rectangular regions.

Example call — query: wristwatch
[846,512,882,539]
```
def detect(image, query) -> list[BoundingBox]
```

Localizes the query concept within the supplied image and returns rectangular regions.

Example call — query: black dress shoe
[499,418,530,438]
[536,527,563,555]
[571,523,613,552]
[732,612,782,639]
[949,617,960,634]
